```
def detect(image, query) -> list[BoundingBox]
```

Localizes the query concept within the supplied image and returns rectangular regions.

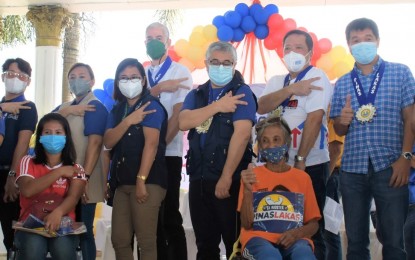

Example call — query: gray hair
[256,116,292,147]
[146,22,170,39]
[205,41,237,62]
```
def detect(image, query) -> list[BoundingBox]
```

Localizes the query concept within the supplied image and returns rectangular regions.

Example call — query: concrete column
[26,5,72,116]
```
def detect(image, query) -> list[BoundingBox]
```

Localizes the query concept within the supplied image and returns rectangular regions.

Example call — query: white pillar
[26,5,70,117]
[34,46,63,116]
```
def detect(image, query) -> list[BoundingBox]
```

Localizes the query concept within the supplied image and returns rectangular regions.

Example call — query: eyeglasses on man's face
[2,71,30,82]
[208,59,234,67]
[119,76,142,83]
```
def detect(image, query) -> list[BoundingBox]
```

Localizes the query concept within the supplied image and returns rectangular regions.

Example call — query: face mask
[69,78,91,97]
[40,135,66,154]
[119,81,143,99]
[146,39,166,60]
[208,65,233,87]
[283,51,309,73]
[259,144,289,164]
[351,42,377,65]
[4,77,27,94]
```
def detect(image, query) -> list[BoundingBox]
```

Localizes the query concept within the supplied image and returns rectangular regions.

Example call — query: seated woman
[104,58,168,260]
[14,113,87,260]
[238,116,321,260]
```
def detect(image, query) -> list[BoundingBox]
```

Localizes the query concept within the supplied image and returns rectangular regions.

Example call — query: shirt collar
[1,94,26,103]
[354,56,383,76]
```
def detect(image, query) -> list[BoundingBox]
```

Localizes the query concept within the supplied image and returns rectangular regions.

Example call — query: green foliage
[0,15,34,48]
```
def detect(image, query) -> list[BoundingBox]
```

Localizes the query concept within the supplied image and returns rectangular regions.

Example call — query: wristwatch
[136,175,147,181]
[8,170,16,177]
[402,152,413,160]
[294,155,306,163]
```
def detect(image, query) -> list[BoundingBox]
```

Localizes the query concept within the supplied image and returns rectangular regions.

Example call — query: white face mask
[4,77,27,94]
[283,51,310,73]
[119,81,143,99]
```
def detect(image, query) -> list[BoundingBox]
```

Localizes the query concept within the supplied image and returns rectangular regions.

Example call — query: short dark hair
[33,113,76,166]
[283,30,313,52]
[2,58,32,77]
[68,63,95,80]
[113,58,148,102]
[345,18,379,42]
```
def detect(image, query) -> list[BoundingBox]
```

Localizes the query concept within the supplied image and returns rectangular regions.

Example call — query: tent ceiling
[1,0,414,15]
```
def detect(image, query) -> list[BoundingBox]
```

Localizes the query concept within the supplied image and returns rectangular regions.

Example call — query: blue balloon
[241,15,256,33]
[235,3,249,17]
[103,96,115,112]
[224,11,241,29]
[264,4,279,18]
[249,3,263,17]
[217,25,234,42]
[103,78,114,97]
[212,15,225,28]
[254,25,269,39]
[93,89,107,103]
[253,8,267,25]
[232,28,245,42]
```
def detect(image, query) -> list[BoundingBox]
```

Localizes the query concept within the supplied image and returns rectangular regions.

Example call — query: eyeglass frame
[118,76,143,84]
[2,71,31,82]
[207,59,234,67]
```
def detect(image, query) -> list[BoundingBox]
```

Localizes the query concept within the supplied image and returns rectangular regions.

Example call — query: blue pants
[404,205,415,260]
[243,236,316,260]
[304,163,329,260]
[340,164,408,260]
[14,231,79,260]
[80,203,97,260]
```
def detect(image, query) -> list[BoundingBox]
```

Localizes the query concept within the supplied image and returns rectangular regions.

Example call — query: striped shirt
[330,57,415,173]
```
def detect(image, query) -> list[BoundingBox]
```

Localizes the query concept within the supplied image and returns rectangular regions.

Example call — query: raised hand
[289,77,323,96]
[125,101,156,126]
[158,78,190,93]
[339,94,354,126]
[0,101,31,115]
[214,92,247,113]
[60,104,96,117]
[241,163,257,192]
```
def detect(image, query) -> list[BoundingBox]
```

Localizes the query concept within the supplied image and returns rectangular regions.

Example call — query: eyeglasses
[208,59,234,67]
[119,76,142,83]
[2,71,30,81]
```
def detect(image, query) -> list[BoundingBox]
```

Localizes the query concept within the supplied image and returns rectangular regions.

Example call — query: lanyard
[148,57,172,87]
[281,65,313,107]
[350,61,385,106]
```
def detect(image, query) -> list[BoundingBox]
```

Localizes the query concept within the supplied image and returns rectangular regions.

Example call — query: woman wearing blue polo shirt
[0,113,4,145]
[103,58,168,260]
[55,63,108,260]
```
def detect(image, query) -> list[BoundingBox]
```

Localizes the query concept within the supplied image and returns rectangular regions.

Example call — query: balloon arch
[170,0,354,83]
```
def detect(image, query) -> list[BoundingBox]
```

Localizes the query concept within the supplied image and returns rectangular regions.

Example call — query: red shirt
[16,155,86,221]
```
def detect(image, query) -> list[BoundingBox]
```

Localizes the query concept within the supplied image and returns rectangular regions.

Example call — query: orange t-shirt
[237,165,321,250]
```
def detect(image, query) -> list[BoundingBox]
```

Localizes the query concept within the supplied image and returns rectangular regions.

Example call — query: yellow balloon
[192,25,204,33]
[329,46,347,63]
[203,25,218,41]
[186,45,204,63]
[333,61,352,78]
[316,54,333,72]
[194,58,206,69]
[179,57,196,72]
[174,39,190,58]
[344,54,355,69]
[189,31,205,47]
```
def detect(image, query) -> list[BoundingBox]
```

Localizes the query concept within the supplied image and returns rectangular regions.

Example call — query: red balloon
[318,38,332,54]
[142,61,151,68]
[168,46,181,62]
[309,32,318,45]
[264,32,279,50]
[312,45,321,60]
[283,18,297,32]
[276,46,284,58]
[267,14,284,30]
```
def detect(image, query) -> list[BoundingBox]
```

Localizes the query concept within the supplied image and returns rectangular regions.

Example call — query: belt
[0,165,11,170]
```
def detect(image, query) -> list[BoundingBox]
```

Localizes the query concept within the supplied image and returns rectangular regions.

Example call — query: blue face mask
[208,65,233,87]
[259,144,289,164]
[351,42,377,65]
[69,78,91,97]
[39,135,66,154]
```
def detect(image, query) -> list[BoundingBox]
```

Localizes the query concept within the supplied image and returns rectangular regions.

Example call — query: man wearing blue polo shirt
[179,41,257,260]
[330,18,415,260]
[0,58,38,259]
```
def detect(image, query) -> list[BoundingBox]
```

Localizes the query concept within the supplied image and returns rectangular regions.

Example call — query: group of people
[0,17,414,260]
